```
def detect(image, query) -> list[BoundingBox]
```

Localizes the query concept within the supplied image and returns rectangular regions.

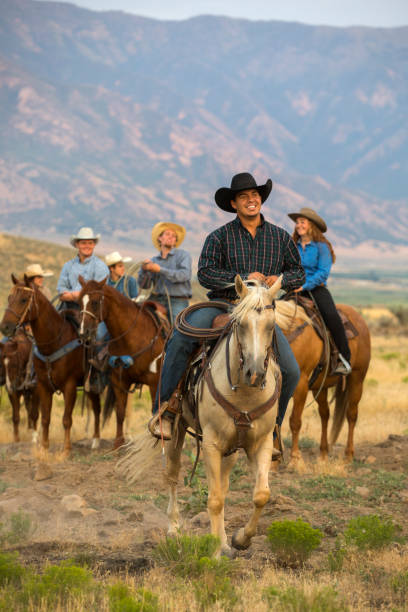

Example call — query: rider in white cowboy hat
[105,251,138,299]
[138,221,192,324]
[25,264,54,300]
[57,227,109,309]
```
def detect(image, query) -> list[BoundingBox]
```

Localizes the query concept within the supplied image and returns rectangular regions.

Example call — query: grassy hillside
[0,233,81,306]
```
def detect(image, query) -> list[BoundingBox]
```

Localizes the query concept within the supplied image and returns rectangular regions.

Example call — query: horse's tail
[329,377,350,446]
[115,430,161,483]
[103,382,116,426]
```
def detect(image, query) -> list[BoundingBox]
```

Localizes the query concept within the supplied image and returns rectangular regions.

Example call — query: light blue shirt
[297,241,332,291]
[57,254,109,294]
[138,248,192,298]
[107,275,138,299]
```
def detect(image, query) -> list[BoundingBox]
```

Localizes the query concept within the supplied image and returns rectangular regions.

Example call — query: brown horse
[0,276,101,456]
[275,300,371,464]
[0,331,39,442]
[78,277,166,449]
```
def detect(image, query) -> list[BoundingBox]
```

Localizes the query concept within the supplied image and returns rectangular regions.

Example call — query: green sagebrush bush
[263,585,348,611]
[343,514,403,550]
[0,552,26,586]
[153,533,229,577]
[0,511,32,547]
[23,560,97,605]
[266,519,323,566]
[154,534,238,610]
[108,583,158,612]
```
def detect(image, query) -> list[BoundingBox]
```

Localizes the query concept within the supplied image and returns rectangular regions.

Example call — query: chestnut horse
[0,332,39,442]
[118,276,283,555]
[0,276,101,455]
[78,277,166,449]
[275,299,371,464]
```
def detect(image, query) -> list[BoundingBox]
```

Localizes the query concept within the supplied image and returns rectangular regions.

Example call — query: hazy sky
[37,0,408,27]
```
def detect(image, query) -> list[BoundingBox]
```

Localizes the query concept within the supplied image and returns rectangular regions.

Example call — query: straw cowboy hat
[288,207,327,233]
[105,251,132,267]
[70,227,100,247]
[215,172,273,213]
[25,264,53,278]
[151,222,186,250]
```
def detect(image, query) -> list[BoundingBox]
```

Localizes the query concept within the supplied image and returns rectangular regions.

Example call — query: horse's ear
[23,274,32,287]
[267,275,283,299]
[235,275,248,298]
[11,274,18,285]
[98,276,107,288]
[78,275,86,287]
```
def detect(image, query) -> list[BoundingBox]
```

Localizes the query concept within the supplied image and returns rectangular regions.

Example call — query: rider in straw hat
[57,227,109,309]
[148,172,305,440]
[105,251,138,299]
[288,207,351,375]
[25,264,53,300]
[138,222,192,324]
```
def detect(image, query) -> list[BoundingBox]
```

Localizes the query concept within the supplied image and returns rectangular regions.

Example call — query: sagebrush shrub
[108,583,159,612]
[23,560,96,605]
[0,552,26,586]
[154,534,232,577]
[267,519,323,566]
[263,585,348,611]
[344,514,402,550]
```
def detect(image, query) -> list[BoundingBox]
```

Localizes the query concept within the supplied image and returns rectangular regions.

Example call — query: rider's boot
[148,402,173,440]
[332,353,352,375]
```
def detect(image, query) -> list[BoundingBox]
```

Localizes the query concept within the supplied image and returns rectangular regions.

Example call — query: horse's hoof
[231,529,251,551]
[113,438,126,450]
[220,545,235,558]
[91,438,100,450]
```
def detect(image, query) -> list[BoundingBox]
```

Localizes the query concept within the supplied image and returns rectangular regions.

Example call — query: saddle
[290,295,359,384]
[140,300,171,337]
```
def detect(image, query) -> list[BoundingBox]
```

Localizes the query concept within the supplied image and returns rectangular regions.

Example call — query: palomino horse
[119,276,282,555]
[274,299,371,464]
[78,277,167,449]
[0,276,102,455]
[0,332,39,442]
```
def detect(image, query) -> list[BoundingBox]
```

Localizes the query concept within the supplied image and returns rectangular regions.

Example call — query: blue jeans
[153,305,300,428]
[153,296,190,325]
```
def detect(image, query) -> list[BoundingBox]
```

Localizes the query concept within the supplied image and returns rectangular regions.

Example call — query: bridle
[4,286,37,330]
[229,302,277,391]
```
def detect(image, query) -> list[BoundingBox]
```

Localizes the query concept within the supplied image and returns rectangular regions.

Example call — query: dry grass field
[0,330,407,610]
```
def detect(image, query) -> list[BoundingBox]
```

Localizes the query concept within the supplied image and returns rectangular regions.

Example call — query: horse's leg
[112,384,128,449]
[313,388,330,461]
[38,383,52,452]
[10,392,20,442]
[88,392,101,450]
[202,437,229,555]
[344,375,363,462]
[165,422,186,535]
[218,453,239,552]
[289,375,309,465]
[232,436,273,550]
[61,380,77,457]
[30,389,40,444]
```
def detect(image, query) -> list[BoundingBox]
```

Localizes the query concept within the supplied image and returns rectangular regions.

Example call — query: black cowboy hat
[214,173,273,213]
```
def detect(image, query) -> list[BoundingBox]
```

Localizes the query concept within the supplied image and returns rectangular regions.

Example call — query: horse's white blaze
[4,358,11,393]
[80,294,89,335]
[149,352,162,373]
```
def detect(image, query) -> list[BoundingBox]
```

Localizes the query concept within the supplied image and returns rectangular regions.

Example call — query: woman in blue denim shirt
[288,207,351,375]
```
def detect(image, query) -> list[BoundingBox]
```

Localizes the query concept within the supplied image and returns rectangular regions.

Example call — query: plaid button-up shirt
[198,215,305,301]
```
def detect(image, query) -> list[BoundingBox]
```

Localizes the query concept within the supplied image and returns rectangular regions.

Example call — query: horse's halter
[80,291,105,338]
[4,286,37,331]
[230,302,277,390]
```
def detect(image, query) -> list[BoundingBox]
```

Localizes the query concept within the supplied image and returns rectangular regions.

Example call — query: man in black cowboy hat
[148,172,305,440]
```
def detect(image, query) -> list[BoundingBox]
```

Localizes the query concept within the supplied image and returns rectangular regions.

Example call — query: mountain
[0,0,407,256]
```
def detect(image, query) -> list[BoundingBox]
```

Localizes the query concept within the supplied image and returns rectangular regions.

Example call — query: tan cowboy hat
[70,227,100,247]
[105,251,132,267]
[288,207,327,233]
[151,222,186,250]
[25,263,53,278]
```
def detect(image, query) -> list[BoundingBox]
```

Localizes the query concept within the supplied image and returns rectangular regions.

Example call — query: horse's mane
[231,284,272,324]
[231,282,311,331]
[275,300,311,331]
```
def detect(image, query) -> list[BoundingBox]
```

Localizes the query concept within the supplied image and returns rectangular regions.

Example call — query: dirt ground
[1,424,407,576]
